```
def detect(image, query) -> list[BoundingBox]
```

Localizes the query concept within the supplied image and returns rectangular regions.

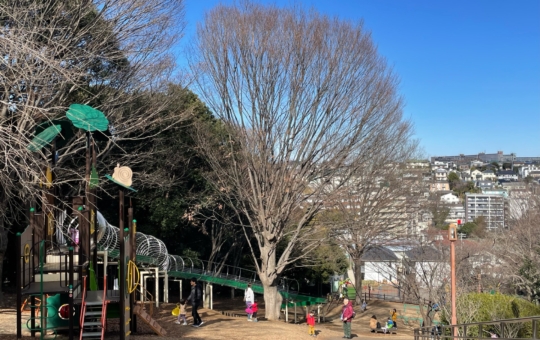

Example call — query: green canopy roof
[27,125,62,152]
[35,118,74,149]
[66,104,109,132]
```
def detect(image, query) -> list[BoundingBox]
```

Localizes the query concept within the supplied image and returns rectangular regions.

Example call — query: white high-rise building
[465,193,505,230]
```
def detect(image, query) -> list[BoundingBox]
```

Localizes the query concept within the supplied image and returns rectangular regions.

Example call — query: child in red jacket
[250,301,258,322]
[307,310,316,337]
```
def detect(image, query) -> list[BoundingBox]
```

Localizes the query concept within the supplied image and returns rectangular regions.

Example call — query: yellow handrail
[127,260,140,294]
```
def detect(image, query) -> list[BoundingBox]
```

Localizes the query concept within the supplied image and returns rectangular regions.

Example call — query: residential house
[470,169,483,181]
[497,170,518,182]
[457,163,470,171]
[461,173,472,182]
[501,182,527,191]
[361,244,448,287]
[476,180,494,191]
[431,161,448,169]
[519,165,539,178]
[470,160,484,168]
[434,168,448,181]
[482,188,508,198]
[440,193,459,204]
[406,160,430,169]
[361,246,400,284]
[481,170,496,181]
[446,205,466,223]
[429,181,450,192]
[403,246,448,288]
[529,170,540,179]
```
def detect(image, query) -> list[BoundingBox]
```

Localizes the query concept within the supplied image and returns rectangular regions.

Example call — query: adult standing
[244,283,255,319]
[187,277,203,327]
[341,298,354,339]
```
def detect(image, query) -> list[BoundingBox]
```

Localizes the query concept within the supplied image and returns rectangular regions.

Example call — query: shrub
[455,292,540,338]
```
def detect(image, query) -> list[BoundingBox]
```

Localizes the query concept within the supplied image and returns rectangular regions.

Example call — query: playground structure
[16,104,327,340]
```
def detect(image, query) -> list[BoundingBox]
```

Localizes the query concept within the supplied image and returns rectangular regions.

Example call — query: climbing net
[55,210,179,271]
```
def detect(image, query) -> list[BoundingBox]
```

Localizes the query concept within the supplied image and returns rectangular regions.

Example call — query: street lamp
[448,223,458,338]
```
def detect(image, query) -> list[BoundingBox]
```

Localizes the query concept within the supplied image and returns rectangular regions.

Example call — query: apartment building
[465,193,505,230]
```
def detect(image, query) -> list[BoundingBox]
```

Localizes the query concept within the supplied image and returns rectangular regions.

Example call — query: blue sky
[181,0,540,158]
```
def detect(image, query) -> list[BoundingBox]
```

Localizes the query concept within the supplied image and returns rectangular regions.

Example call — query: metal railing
[414,316,540,340]
[136,286,155,316]
[174,259,303,295]
[21,240,76,289]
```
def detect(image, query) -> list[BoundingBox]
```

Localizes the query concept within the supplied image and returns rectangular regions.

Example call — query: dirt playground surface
[1,294,417,339]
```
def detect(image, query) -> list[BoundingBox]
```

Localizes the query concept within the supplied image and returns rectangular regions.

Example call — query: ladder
[79,276,108,340]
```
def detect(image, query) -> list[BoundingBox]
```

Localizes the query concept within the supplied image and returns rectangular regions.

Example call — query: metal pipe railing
[414,316,540,340]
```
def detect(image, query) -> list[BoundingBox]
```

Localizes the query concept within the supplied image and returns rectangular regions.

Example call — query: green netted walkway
[167,271,327,307]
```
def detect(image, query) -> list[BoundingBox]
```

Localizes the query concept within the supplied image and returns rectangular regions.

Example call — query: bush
[456,293,540,338]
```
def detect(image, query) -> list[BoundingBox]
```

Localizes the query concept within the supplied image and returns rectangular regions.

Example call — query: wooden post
[68,246,74,340]
[16,232,22,339]
[118,189,127,340]
[90,138,98,274]
[30,295,36,337]
[129,208,136,333]
[209,284,213,310]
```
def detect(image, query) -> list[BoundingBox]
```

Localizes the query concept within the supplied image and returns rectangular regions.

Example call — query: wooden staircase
[79,276,109,340]
[133,304,167,336]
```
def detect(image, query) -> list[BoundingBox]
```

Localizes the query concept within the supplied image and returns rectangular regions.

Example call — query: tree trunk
[0,252,4,306]
[262,284,282,320]
[259,244,283,320]
[0,221,7,307]
[353,257,363,305]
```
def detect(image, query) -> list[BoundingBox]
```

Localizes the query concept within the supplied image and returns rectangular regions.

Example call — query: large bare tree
[190,1,411,319]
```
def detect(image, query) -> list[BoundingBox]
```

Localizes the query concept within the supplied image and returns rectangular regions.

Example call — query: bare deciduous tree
[319,151,419,303]
[496,192,540,302]
[0,0,185,304]
[190,1,411,319]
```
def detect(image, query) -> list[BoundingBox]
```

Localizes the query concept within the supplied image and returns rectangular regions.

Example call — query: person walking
[341,298,354,339]
[244,283,254,320]
[187,278,203,327]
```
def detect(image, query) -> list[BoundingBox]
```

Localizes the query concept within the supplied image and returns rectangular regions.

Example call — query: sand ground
[1,293,420,340]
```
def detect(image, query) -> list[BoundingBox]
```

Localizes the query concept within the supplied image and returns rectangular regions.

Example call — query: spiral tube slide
[55,210,181,271]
